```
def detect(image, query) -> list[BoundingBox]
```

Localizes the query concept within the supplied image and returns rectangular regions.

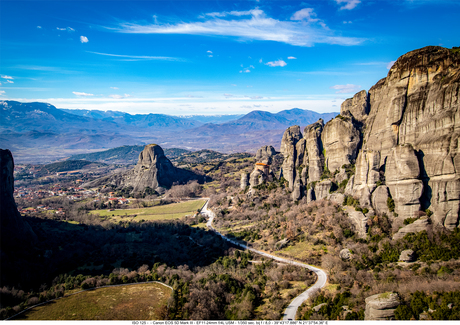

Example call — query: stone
[0,149,37,251]
[304,120,325,183]
[280,125,303,191]
[306,188,315,203]
[83,144,203,193]
[339,248,352,260]
[322,114,361,173]
[343,206,368,239]
[399,249,416,262]
[328,193,345,205]
[344,175,355,196]
[314,180,332,200]
[353,150,381,207]
[364,292,400,320]
[386,144,423,219]
[313,303,328,312]
[240,172,249,190]
[393,217,430,240]
[292,175,303,201]
[255,145,277,164]
[341,90,369,124]
[249,169,267,189]
[335,167,349,185]
[372,185,391,216]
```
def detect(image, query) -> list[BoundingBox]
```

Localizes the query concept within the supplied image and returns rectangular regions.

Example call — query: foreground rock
[393,217,430,240]
[343,206,368,239]
[83,144,204,193]
[365,292,400,320]
[399,249,416,262]
[0,149,37,251]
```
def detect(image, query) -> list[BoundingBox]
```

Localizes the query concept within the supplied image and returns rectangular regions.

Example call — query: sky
[0,0,459,115]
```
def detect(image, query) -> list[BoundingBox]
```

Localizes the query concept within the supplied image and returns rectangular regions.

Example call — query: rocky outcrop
[340,90,369,124]
[399,249,416,262]
[343,206,368,239]
[279,46,460,229]
[249,169,267,188]
[321,113,361,173]
[315,180,332,200]
[365,292,400,320]
[371,185,391,216]
[83,144,204,192]
[393,217,430,240]
[339,248,352,260]
[256,145,277,164]
[386,144,423,219]
[280,126,303,191]
[240,172,249,190]
[1,149,37,251]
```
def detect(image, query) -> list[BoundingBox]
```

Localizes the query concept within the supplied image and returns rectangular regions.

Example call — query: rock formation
[393,217,430,240]
[240,172,249,190]
[83,144,204,192]
[343,206,368,239]
[278,46,460,230]
[364,292,400,320]
[255,145,277,164]
[399,249,416,262]
[339,248,352,260]
[0,149,37,251]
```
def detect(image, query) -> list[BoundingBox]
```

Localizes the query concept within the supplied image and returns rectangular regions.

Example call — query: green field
[91,199,206,222]
[16,282,172,320]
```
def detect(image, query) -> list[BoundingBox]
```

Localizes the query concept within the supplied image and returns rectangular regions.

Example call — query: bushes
[387,197,395,212]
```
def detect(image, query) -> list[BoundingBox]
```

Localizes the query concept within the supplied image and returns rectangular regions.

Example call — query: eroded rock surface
[365,292,400,320]
[343,206,368,239]
[393,217,430,240]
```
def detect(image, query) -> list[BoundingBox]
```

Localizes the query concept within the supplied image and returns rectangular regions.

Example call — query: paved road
[201,200,328,320]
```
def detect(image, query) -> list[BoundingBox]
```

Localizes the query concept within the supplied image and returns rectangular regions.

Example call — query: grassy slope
[17,282,171,320]
[91,199,206,221]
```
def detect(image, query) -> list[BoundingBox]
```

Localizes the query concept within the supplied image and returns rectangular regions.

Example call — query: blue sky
[0,0,459,115]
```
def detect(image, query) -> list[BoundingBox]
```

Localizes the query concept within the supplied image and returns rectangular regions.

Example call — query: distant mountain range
[0,100,338,163]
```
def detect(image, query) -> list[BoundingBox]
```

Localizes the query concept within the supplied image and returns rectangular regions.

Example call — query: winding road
[201,200,327,320]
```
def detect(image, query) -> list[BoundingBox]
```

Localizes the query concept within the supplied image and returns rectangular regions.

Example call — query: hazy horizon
[1,0,459,115]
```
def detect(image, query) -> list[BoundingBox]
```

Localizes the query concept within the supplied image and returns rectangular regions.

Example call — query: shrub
[387,197,395,212]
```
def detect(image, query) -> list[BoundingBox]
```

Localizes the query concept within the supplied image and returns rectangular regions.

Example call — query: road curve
[201,200,327,320]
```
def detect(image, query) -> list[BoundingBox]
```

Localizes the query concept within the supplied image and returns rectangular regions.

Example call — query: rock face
[339,248,352,260]
[365,292,400,320]
[83,144,203,192]
[393,217,430,240]
[256,145,277,164]
[399,249,416,262]
[240,172,249,190]
[343,206,369,239]
[279,46,460,229]
[0,149,37,251]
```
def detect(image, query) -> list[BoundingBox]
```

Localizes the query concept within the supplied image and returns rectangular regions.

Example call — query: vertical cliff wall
[279,46,460,229]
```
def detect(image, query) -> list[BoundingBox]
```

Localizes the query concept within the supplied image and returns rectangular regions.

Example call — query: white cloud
[240,69,251,73]
[1,75,13,79]
[290,8,318,22]
[57,27,66,31]
[109,94,124,99]
[208,55,213,57]
[37,26,42,29]
[288,56,297,60]
[265,59,287,67]
[231,84,237,87]
[207,50,213,53]
[330,84,361,94]
[110,87,119,89]
[108,8,364,47]
[0,82,2,86]
[343,21,353,24]
[335,0,361,10]
[88,51,183,61]
[73,91,94,96]
[224,93,234,98]
[387,60,396,69]
[80,36,89,43]
[259,58,263,63]
[6,80,14,84]
[0,90,5,95]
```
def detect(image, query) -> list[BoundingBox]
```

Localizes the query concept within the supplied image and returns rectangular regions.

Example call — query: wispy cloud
[80,36,89,43]
[288,56,297,60]
[37,26,42,29]
[0,91,5,95]
[6,80,14,84]
[73,91,93,96]
[1,75,13,79]
[330,84,361,94]
[266,59,287,67]
[110,87,119,89]
[88,51,183,61]
[57,27,75,32]
[105,8,364,47]
[335,0,361,10]
[109,94,131,99]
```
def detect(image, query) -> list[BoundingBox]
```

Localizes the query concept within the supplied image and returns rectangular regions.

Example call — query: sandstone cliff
[84,144,204,193]
[279,46,460,230]
[0,149,37,250]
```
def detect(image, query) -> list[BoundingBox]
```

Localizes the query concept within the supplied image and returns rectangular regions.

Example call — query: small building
[255,162,270,175]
